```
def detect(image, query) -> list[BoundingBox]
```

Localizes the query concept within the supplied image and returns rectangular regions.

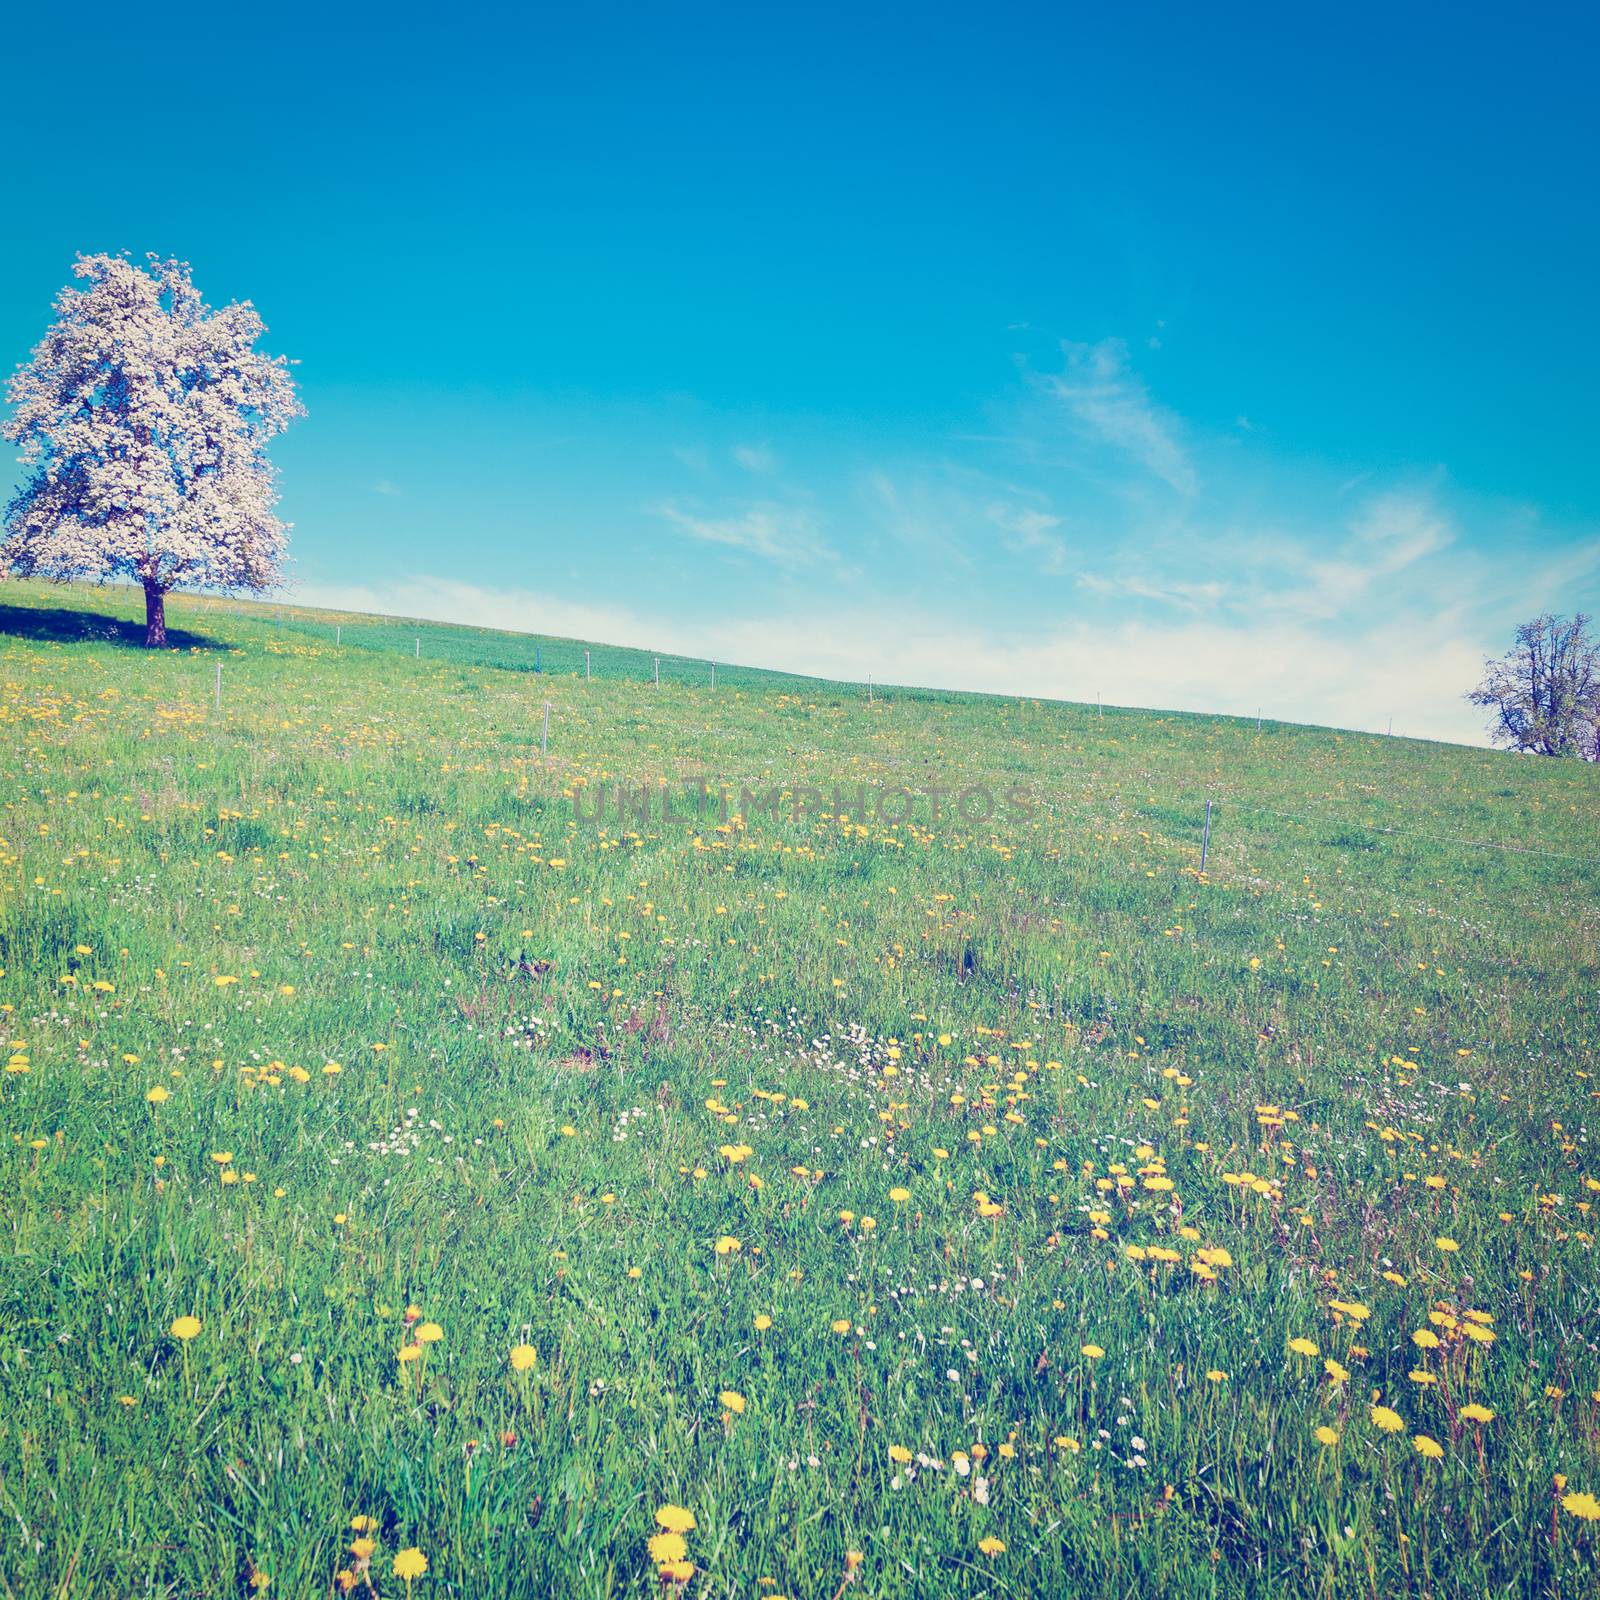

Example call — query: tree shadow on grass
[0,602,220,651]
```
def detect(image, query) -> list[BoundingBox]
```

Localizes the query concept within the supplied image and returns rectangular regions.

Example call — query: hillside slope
[1,579,1598,1598]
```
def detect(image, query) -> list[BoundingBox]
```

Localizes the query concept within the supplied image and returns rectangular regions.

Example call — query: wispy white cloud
[863,471,1075,576]
[654,500,831,565]
[1069,486,1462,624]
[671,444,711,474]
[1517,535,1600,609]
[733,442,778,473]
[1352,489,1454,564]
[1042,338,1197,496]
[986,502,1070,575]
[1077,570,1229,609]
[372,480,402,497]
[1259,489,1458,619]
[867,471,975,567]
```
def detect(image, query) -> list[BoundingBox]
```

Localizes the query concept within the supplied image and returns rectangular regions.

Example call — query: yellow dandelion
[392,1547,428,1585]
[648,1531,687,1563]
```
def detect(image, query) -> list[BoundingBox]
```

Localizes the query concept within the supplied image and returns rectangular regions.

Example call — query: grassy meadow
[2,577,1599,1599]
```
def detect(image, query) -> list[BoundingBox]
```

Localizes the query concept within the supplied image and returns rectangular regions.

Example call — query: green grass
[1,577,1598,1599]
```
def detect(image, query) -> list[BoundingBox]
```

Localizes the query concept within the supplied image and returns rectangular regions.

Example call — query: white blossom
[3,253,302,642]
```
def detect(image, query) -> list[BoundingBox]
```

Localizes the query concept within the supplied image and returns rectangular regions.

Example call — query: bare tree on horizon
[1467,613,1600,758]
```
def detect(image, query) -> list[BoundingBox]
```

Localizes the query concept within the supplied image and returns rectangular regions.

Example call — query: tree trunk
[144,583,167,648]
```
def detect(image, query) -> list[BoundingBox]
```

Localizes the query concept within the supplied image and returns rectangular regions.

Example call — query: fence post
[1200,798,1212,873]
[535,644,541,674]
[542,701,550,756]
[585,650,591,679]
[654,657,660,687]
[868,673,873,704]
[336,624,341,646]
[214,661,222,712]
[415,637,420,659]
[710,662,715,688]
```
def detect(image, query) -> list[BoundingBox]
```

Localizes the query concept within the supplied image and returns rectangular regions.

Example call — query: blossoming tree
[2,254,302,646]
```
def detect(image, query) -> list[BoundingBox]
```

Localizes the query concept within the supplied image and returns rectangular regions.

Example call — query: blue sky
[3,1,1597,742]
